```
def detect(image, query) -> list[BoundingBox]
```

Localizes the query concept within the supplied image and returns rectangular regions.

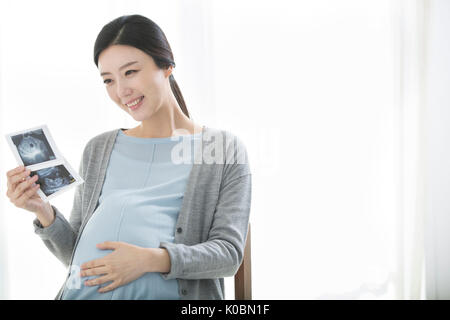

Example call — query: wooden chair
[234,223,252,300]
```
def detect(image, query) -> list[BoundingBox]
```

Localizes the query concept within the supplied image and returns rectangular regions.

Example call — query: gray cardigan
[33,126,252,300]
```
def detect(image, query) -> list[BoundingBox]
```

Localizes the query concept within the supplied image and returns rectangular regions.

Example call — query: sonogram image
[11,129,56,166]
[31,165,75,197]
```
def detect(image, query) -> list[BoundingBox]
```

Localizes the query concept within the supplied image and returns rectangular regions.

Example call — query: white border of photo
[4,124,84,203]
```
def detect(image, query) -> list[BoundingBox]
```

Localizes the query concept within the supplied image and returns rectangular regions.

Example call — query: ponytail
[169,74,189,118]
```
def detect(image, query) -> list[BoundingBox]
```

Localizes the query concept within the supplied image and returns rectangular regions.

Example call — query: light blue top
[61,129,201,300]
[34,126,252,300]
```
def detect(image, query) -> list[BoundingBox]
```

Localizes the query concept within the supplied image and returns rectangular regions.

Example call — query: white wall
[424,0,450,300]
[0,0,437,300]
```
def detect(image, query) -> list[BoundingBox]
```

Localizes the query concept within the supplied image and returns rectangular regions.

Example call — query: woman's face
[98,44,172,121]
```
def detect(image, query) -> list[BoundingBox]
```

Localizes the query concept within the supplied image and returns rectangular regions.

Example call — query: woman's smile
[126,96,145,111]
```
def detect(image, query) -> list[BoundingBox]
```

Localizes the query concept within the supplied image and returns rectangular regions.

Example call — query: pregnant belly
[60,193,180,300]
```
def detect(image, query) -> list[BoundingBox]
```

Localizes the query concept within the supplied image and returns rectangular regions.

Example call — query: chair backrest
[234,223,252,300]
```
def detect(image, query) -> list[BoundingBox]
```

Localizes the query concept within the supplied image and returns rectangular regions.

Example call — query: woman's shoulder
[204,126,247,147]
[83,128,120,153]
[202,126,250,168]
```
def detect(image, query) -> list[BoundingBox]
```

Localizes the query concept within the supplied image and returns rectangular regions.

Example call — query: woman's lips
[128,96,144,110]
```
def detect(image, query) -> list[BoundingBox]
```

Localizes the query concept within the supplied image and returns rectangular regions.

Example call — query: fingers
[5,165,42,211]
[11,174,39,200]
[81,259,106,271]
[6,165,25,178]
[96,241,120,250]
[80,266,116,291]
[6,166,25,191]
[97,280,118,293]
[6,167,31,194]
[10,169,32,187]
[8,175,39,209]
[84,274,113,287]
[81,266,109,278]
[14,182,41,207]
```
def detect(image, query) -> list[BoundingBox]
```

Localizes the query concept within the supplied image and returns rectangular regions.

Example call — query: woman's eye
[103,70,137,85]
[125,70,137,76]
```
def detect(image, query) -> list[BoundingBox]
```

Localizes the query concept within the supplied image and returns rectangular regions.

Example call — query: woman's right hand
[6,165,54,225]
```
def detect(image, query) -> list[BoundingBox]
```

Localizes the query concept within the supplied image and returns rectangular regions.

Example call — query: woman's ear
[166,66,174,78]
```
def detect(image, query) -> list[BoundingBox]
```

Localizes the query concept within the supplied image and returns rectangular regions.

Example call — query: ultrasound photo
[31,165,75,197]
[10,129,56,166]
[5,124,84,202]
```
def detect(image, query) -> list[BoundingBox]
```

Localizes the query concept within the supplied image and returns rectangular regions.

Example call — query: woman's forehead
[98,45,151,72]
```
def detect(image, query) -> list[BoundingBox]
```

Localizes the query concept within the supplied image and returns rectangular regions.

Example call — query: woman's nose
[117,81,132,99]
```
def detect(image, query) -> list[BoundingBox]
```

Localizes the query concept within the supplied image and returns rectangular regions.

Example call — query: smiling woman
[93,15,195,138]
[98,45,173,121]
[29,14,252,300]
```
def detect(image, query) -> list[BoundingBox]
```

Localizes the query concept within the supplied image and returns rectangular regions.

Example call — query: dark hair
[94,14,189,118]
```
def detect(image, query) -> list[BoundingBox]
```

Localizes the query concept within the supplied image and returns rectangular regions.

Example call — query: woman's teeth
[126,96,144,107]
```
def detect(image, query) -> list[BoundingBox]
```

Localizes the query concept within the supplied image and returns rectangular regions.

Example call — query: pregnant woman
[5,14,252,300]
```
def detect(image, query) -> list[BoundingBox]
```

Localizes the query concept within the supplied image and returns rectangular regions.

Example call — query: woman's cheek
[106,88,115,102]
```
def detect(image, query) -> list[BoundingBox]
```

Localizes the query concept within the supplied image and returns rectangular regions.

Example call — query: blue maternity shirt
[61,128,201,300]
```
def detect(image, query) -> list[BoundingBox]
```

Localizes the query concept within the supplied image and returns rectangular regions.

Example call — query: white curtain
[423,0,450,299]
[0,0,430,299]
[391,0,428,299]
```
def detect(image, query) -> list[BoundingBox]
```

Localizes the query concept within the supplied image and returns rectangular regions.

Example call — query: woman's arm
[35,203,55,227]
[33,204,79,267]
[33,142,91,267]
[159,173,252,280]
[141,248,171,273]
[158,134,252,280]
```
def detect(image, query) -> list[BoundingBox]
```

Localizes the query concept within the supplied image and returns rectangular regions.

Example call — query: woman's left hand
[80,241,150,293]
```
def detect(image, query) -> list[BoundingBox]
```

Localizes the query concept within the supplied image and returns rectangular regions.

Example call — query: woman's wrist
[35,204,55,228]
[142,248,171,274]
